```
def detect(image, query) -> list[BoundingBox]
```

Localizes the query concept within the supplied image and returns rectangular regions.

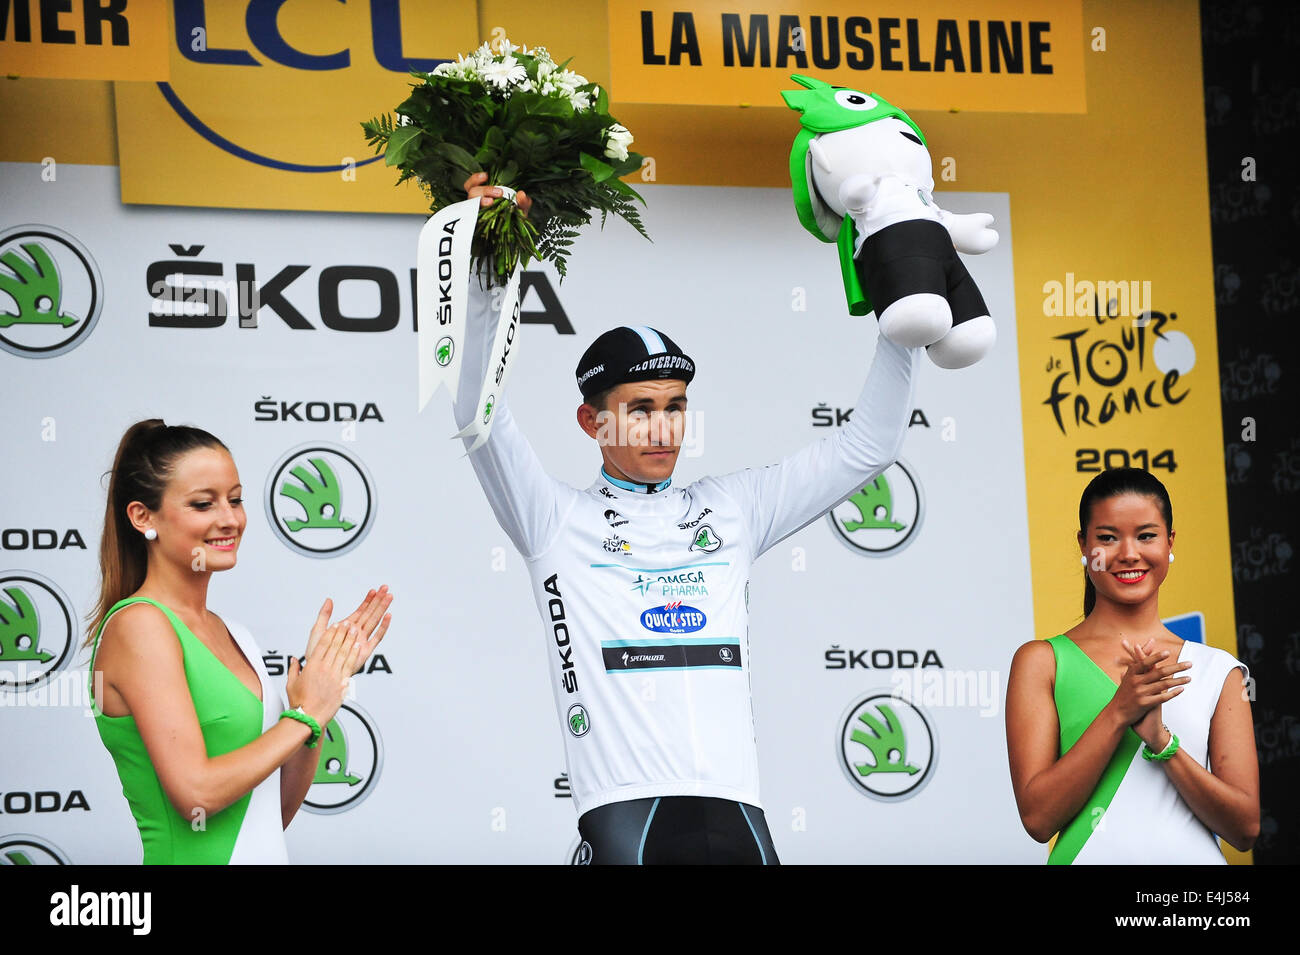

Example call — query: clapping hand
[1110,636,1190,750]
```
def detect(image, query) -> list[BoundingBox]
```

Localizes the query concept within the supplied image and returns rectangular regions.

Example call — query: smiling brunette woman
[85,419,392,864]
[1004,467,1258,864]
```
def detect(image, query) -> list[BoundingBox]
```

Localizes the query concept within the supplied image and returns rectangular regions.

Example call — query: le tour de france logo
[264,444,376,558]
[0,833,72,865]
[301,701,383,815]
[837,691,938,802]
[826,460,924,557]
[0,225,103,358]
[0,571,77,693]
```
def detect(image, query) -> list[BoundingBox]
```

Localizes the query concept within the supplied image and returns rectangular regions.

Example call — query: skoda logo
[435,336,454,366]
[837,690,937,801]
[0,571,77,693]
[0,225,103,358]
[827,460,924,557]
[0,834,71,865]
[567,703,590,738]
[301,701,383,815]
[264,443,376,558]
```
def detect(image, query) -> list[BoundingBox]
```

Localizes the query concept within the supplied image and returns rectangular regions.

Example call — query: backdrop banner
[2,162,1048,863]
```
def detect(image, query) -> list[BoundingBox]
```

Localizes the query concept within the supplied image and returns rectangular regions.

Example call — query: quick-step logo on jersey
[837,691,937,801]
[0,225,103,358]
[0,573,76,693]
[0,834,71,865]
[302,702,382,814]
[827,461,924,557]
[640,602,706,634]
[602,638,742,673]
[264,443,375,558]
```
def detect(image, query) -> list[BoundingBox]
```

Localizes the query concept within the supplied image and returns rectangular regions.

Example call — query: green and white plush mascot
[782,74,997,368]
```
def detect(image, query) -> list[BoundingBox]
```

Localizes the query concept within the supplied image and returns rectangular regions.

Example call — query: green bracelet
[1142,730,1179,762]
[280,707,321,748]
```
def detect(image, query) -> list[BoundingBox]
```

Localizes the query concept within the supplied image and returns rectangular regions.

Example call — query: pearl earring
[144,528,157,541]
[1080,556,1087,566]
[1168,553,1175,563]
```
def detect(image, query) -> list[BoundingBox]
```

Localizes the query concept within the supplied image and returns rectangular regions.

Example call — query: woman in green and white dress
[1005,467,1258,864]
[86,420,393,864]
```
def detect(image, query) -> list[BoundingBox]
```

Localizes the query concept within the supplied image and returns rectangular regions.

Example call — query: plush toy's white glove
[937,209,999,254]
[838,174,880,215]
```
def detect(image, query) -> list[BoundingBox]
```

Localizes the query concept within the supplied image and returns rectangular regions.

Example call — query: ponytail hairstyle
[1078,467,1174,618]
[85,420,229,645]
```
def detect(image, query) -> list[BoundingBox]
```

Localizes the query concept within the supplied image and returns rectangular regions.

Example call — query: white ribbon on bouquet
[416,188,524,453]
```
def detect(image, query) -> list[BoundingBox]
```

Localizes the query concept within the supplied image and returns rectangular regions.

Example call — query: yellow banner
[0,0,168,80]
[609,0,1086,111]
[113,0,478,212]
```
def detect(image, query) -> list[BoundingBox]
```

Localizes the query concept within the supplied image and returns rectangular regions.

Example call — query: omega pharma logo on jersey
[264,444,376,558]
[0,225,103,358]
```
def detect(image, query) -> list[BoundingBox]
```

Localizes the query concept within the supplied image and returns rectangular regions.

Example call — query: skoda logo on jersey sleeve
[264,443,376,558]
[567,703,590,737]
[302,701,383,814]
[0,571,76,692]
[827,460,924,557]
[0,225,103,358]
[837,691,937,801]
[640,602,706,634]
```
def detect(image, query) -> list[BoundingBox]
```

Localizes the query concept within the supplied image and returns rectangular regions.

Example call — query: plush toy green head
[781,74,926,244]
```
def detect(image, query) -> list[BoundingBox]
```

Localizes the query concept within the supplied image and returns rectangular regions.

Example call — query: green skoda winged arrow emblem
[849,703,920,777]
[0,225,103,358]
[302,701,382,814]
[279,458,355,532]
[838,692,937,801]
[827,461,923,557]
[0,586,53,663]
[312,718,362,786]
[0,243,77,328]
[435,336,454,367]
[688,524,722,554]
[265,445,375,559]
[840,476,906,533]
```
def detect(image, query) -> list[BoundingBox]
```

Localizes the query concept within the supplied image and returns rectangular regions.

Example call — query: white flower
[604,123,633,161]
[570,89,593,111]
[481,54,526,89]
[494,36,518,56]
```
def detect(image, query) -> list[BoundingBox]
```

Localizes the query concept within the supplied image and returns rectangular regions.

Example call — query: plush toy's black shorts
[857,217,989,326]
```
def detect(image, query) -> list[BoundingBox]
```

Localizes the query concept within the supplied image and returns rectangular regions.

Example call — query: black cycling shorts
[576,795,780,865]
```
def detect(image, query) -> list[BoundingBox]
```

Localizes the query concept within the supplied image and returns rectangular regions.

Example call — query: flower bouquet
[362,39,649,280]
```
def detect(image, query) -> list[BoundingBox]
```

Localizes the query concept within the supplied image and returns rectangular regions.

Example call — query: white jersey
[453,282,920,816]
